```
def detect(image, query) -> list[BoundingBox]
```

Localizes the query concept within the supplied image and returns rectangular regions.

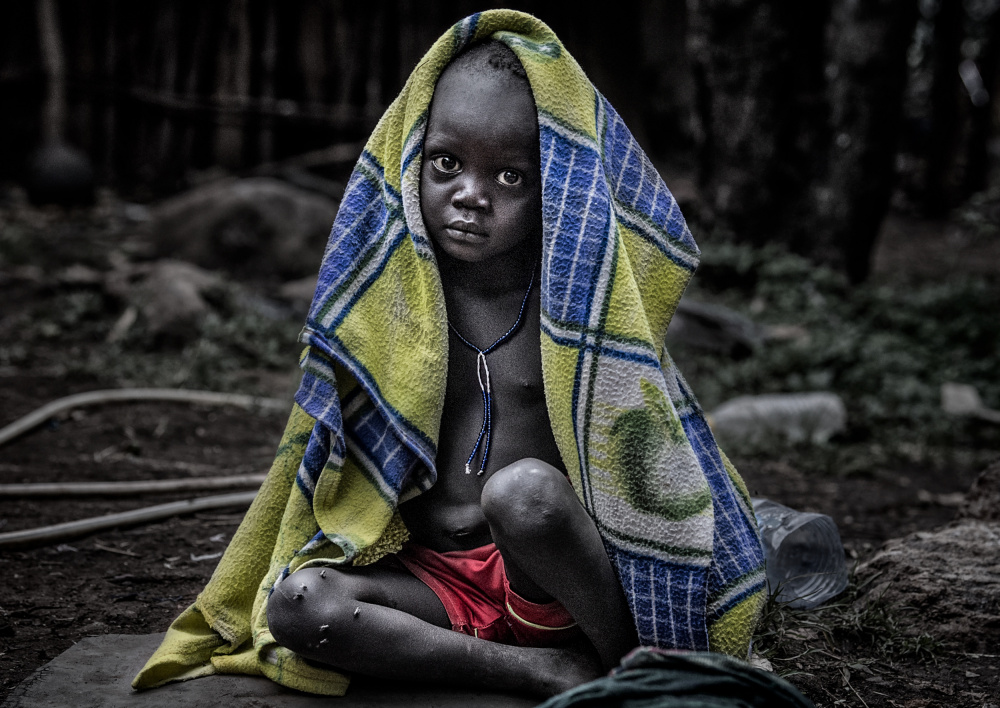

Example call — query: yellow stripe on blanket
[334,246,446,440]
[603,234,657,346]
[539,334,585,488]
[619,225,692,361]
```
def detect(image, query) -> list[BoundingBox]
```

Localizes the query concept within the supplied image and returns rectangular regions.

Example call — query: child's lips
[444,222,487,240]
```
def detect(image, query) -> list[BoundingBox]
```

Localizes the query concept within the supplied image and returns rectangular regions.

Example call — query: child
[266,39,634,697]
[134,10,765,699]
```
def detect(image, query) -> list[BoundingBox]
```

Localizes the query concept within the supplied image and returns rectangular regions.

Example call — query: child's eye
[431,155,461,173]
[496,170,522,186]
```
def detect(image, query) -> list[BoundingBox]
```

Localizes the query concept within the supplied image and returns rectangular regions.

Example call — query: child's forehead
[435,60,532,103]
[428,64,537,139]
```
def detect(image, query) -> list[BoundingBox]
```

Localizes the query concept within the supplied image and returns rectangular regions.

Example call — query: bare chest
[397,287,562,551]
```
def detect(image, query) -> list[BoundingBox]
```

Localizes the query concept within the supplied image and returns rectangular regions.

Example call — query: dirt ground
[1,196,998,706]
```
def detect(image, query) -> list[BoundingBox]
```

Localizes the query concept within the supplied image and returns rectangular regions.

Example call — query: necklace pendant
[448,264,537,480]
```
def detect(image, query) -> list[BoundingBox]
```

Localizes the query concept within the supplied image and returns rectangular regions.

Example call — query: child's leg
[266,562,600,696]
[481,459,639,671]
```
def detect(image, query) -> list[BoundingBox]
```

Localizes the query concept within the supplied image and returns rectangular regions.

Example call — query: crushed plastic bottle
[752,498,849,609]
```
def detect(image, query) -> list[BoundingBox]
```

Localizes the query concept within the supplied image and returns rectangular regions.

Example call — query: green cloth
[537,649,815,708]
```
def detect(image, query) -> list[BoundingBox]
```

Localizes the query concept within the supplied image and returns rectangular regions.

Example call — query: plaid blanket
[134,10,765,696]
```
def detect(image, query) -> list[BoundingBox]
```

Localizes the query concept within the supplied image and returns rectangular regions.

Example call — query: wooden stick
[254,141,365,174]
[0,388,287,448]
[93,542,140,557]
[0,473,266,497]
[0,491,257,550]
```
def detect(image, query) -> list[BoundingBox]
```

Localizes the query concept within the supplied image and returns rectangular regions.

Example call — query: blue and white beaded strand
[448,265,537,475]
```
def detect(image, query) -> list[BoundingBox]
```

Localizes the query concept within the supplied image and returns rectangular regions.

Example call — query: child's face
[420,65,542,264]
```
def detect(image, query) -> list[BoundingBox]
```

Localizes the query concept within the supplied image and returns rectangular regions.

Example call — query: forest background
[1,2,999,707]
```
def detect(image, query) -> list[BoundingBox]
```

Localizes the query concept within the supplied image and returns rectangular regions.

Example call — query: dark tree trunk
[178,4,211,174]
[258,0,278,163]
[818,0,918,282]
[575,0,649,147]
[213,0,251,168]
[37,0,67,144]
[154,3,179,179]
[923,0,965,216]
[687,0,830,247]
[298,1,326,106]
[963,6,1000,196]
[101,0,119,181]
[636,0,695,159]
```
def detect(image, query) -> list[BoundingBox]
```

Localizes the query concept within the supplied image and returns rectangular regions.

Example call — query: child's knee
[482,458,576,539]
[266,567,357,656]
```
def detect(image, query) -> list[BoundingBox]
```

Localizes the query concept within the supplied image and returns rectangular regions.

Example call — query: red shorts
[395,542,582,647]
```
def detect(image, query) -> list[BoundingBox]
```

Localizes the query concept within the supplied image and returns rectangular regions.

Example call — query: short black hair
[448,39,528,83]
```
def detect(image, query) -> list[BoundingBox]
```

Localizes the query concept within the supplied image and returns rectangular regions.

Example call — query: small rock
[857,467,1000,655]
[958,460,1000,523]
[708,392,847,448]
[131,260,223,341]
[58,263,104,285]
[278,274,318,313]
[149,177,337,278]
[79,621,109,635]
[666,299,764,358]
[941,382,1000,423]
[24,142,95,207]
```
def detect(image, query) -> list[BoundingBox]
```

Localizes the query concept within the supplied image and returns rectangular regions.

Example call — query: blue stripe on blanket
[599,99,699,265]
[296,352,435,502]
[355,149,403,209]
[343,397,422,499]
[540,124,610,326]
[682,413,767,621]
[295,360,342,428]
[296,421,331,503]
[314,222,403,326]
[606,544,710,651]
[324,331,437,472]
[601,100,688,249]
[453,12,480,49]
[539,331,661,368]
[308,173,388,322]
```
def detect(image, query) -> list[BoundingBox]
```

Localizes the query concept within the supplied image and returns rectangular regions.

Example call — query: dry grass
[755,571,944,683]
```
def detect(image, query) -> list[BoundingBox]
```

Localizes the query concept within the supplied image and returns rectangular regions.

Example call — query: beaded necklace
[448,265,537,476]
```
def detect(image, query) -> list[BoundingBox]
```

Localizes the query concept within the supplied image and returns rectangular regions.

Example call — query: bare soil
[1,201,998,706]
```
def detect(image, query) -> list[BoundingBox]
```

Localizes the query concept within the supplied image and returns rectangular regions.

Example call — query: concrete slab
[2,633,539,708]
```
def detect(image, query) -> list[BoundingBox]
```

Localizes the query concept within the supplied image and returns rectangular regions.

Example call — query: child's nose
[452,174,490,212]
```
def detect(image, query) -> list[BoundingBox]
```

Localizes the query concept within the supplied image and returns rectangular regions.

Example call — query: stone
[708,392,847,449]
[24,142,95,207]
[2,633,538,708]
[104,260,224,342]
[941,383,1000,424]
[665,299,764,358]
[857,517,1000,653]
[149,178,337,279]
[278,274,319,315]
[958,459,1000,523]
